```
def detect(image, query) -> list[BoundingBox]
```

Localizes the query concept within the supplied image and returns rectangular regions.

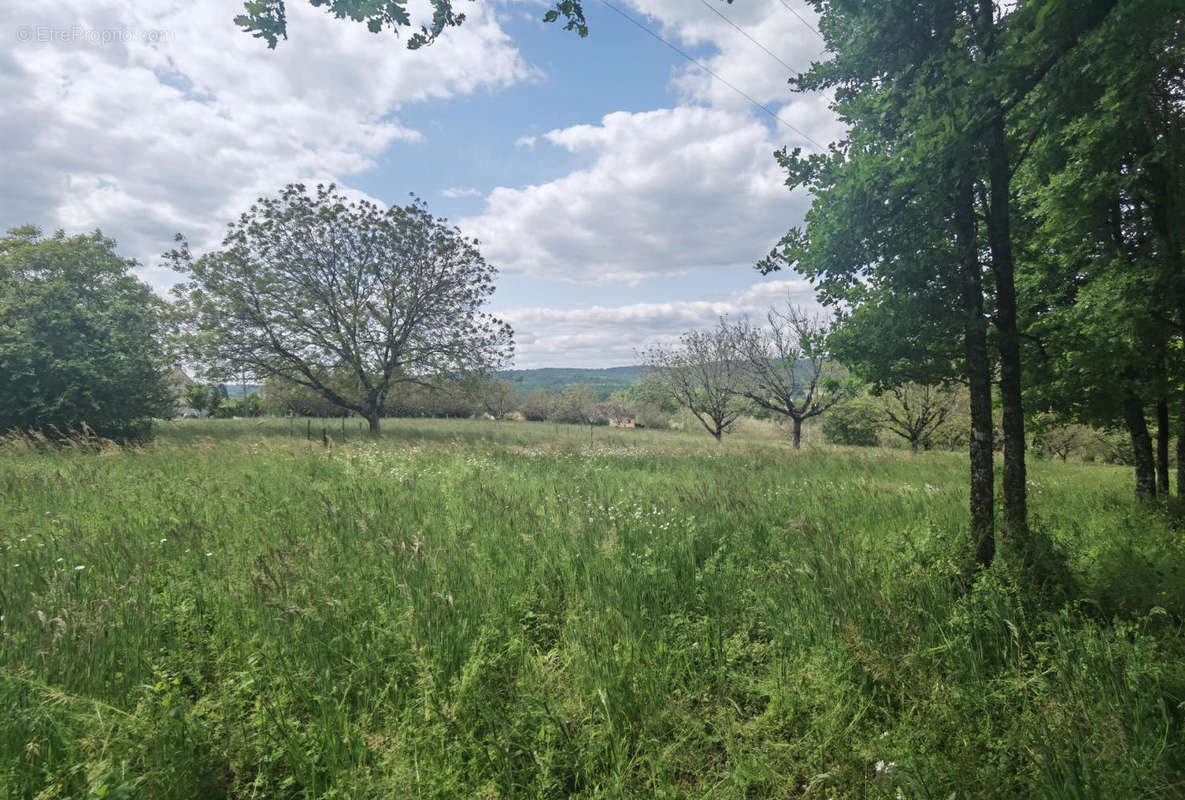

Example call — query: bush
[821,399,881,446]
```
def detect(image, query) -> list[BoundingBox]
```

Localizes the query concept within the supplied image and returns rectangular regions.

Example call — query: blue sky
[1,0,843,367]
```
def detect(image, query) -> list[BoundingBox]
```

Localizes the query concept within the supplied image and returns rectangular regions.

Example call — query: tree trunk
[791,417,802,449]
[985,114,1028,542]
[910,436,919,455]
[713,429,722,443]
[1177,397,1185,500]
[1124,396,1156,500]
[957,178,995,570]
[366,410,381,435]
[1156,397,1170,496]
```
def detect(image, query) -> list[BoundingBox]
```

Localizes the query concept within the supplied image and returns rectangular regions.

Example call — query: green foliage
[2,420,1183,797]
[235,0,587,49]
[821,397,882,447]
[170,184,512,432]
[0,227,172,440]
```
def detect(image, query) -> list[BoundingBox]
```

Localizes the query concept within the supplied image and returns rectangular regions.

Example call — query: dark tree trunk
[1177,397,1185,500]
[366,410,381,434]
[985,114,1028,542]
[910,437,920,455]
[1156,397,1170,496]
[1124,396,1156,500]
[713,429,722,443]
[957,179,995,570]
[791,417,802,449]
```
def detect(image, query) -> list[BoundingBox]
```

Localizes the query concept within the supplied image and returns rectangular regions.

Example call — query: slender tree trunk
[791,417,802,449]
[957,178,995,570]
[910,436,919,455]
[713,429,722,443]
[1156,397,1170,496]
[985,114,1028,542]
[1124,396,1156,500]
[1177,397,1185,500]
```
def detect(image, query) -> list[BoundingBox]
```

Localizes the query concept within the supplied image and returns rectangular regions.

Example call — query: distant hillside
[499,366,645,398]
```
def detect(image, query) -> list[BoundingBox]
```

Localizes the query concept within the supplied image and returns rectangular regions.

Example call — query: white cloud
[513,134,537,147]
[0,0,535,287]
[500,278,822,368]
[461,105,810,284]
[441,187,484,198]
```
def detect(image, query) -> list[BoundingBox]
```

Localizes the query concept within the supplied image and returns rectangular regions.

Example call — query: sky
[1,0,844,368]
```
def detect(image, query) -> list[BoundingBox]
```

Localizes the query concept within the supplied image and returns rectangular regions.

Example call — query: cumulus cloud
[461,105,811,284]
[500,278,824,368]
[0,0,534,287]
[458,0,843,287]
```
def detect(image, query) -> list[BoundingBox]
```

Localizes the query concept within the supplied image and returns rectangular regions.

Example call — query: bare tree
[731,302,850,448]
[879,383,961,453]
[169,184,513,433]
[640,319,748,442]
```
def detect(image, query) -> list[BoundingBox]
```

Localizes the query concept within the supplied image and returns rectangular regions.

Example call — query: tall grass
[1,419,1182,798]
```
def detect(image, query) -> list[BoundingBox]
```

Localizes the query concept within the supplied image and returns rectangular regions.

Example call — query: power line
[598,0,827,150]
[776,0,824,42]
[697,0,799,75]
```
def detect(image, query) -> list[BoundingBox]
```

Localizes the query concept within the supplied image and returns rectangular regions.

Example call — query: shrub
[821,399,881,446]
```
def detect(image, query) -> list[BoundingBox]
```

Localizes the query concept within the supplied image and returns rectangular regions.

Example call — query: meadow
[1,418,1183,798]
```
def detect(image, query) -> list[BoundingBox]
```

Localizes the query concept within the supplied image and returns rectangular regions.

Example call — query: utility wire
[598,0,827,150]
[696,0,799,74]
[776,0,824,42]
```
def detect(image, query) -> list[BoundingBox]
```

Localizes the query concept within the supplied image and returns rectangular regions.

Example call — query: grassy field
[1,419,1183,798]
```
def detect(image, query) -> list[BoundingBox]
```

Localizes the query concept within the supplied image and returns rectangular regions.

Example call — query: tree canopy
[0,227,172,440]
[170,184,513,433]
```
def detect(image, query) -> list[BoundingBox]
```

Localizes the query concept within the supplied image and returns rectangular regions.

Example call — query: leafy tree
[170,184,513,434]
[763,0,1122,568]
[821,398,881,448]
[520,388,557,422]
[552,385,601,427]
[0,227,172,440]
[730,302,852,448]
[235,0,588,49]
[184,383,210,416]
[641,319,749,442]
[1015,0,1184,499]
[475,378,516,420]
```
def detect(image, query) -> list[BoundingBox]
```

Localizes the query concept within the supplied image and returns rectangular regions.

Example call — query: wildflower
[205,552,213,557]
[56,557,64,563]
[159,538,167,544]
[74,565,85,571]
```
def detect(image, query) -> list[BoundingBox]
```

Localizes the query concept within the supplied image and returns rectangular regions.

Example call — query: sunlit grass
[1,419,1182,798]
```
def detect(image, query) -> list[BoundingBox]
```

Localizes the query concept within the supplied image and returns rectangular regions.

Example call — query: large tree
[0,227,172,440]
[170,184,513,434]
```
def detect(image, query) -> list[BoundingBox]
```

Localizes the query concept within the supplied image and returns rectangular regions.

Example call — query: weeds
[1,418,1183,797]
